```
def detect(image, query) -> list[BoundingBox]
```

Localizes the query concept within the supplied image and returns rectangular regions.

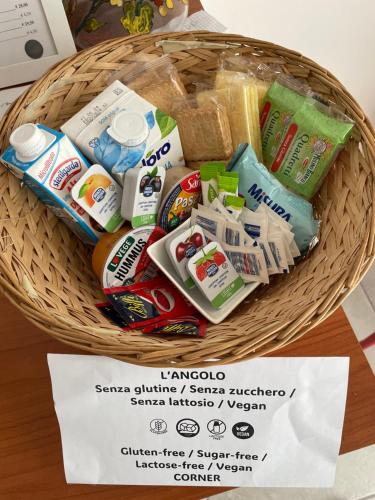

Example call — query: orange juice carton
[72,164,124,233]
[1,123,102,244]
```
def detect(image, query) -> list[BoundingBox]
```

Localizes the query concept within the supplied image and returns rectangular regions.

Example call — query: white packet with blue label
[227,144,319,253]
[240,207,279,275]
[61,81,184,185]
[257,204,300,259]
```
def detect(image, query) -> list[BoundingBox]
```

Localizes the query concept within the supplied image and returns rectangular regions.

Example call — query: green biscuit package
[269,98,354,199]
[260,81,306,167]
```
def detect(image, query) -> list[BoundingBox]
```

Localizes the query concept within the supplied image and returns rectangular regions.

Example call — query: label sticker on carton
[122,166,166,228]
[72,164,124,233]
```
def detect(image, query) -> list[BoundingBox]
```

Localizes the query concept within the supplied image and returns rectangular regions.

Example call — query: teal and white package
[61,81,184,185]
[228,144,319,252]
[1,123,102,244]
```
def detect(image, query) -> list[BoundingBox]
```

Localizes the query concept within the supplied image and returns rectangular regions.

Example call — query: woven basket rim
[1,31,375,367]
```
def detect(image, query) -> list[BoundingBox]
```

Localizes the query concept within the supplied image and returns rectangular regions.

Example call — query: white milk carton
[61,81,184,185]
[1,123,102,244]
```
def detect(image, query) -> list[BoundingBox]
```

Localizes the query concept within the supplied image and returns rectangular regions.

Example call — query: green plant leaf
[205,246,217,258]
[155,108,176,139]
[194,256,206,266]
[149,166,158,178]
[146,149,154,158]
[78,183,90,198]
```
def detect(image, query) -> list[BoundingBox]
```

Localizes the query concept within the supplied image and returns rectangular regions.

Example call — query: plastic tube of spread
[217,171,239,202]
[200,161,226,206]
[240,207,279,275]
[223,195,245,220]
[216,70,263,161]
[228,144,319,253]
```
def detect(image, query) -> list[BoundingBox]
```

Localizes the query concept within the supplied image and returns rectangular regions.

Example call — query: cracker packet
[172,95,233,162]
[218,53,276,110]
[215,69,263,161]
[110,55,187,116]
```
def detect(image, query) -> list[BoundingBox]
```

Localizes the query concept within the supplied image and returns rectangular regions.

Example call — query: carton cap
[10,123,47,162]
[107,111,149,147]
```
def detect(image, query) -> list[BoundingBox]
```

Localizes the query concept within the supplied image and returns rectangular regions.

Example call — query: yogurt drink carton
[61,80,184,185]
[1,123,102,244]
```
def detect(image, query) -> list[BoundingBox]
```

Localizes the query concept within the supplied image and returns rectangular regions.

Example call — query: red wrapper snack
[96,301,129,329]
[143,316,207,337]
[104,275,197,329]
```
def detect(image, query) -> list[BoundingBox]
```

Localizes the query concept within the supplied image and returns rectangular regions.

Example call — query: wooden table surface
[1,296,374,500]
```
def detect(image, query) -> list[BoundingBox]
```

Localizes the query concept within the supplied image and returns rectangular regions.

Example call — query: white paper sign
[48,355,349,488]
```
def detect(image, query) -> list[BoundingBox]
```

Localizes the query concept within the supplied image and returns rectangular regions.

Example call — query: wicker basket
[0,32,374,367]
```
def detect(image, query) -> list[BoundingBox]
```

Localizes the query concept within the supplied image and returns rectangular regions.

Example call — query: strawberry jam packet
[187,241,244,309]
[104,275,197,329]
[143,316,207,337]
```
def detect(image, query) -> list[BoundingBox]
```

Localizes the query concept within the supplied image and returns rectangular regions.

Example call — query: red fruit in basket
[213,251,225,266]
[196,264,207,282]
[175,242,188,262]
[189,232,203,248]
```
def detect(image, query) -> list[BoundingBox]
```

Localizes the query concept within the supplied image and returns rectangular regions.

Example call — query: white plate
[147,220,259,324]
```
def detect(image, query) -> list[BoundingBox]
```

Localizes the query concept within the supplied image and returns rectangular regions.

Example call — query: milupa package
[61,80,184,184]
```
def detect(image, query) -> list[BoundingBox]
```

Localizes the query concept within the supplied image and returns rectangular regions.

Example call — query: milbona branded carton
[61,81,184,185]
[1,123,102,244]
